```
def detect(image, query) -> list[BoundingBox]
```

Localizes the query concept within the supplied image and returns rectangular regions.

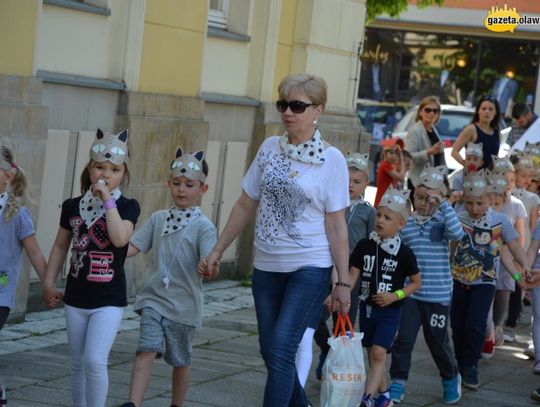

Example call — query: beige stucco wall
[36,0,130,81]
[138,0,206,96]
[0,0,39,76]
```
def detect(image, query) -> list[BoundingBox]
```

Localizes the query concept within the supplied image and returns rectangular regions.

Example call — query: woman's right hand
[331,285,352,314]
[428,141,444,156]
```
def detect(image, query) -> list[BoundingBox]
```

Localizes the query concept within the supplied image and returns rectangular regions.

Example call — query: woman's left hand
[331,285,352,314]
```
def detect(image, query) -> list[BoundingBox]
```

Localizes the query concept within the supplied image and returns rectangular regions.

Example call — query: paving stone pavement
[1,280,539,406]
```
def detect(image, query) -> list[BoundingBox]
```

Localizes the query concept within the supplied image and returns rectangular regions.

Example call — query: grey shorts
[137,307,195,367]
[496,267,516,291]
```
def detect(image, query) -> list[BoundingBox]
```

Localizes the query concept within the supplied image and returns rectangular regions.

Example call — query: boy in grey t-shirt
[121,148,217,407]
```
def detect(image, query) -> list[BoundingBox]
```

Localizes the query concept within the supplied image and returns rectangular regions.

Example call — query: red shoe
[481,335,495,359]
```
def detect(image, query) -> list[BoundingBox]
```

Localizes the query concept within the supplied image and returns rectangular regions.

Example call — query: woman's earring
[313,119,318,125]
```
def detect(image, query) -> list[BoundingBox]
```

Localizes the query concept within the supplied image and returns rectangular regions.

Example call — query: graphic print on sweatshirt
[68,215,115,282]
[256,151,312,247]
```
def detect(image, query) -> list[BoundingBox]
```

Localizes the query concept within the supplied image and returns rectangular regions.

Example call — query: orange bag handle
[332,313,355,338]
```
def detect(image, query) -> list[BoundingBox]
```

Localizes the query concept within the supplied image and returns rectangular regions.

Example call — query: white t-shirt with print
[242,136,349,272]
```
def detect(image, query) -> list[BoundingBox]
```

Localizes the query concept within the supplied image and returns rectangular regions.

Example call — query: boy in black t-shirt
[350,187,421,407]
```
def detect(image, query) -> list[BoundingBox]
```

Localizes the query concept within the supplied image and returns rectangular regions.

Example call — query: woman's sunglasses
[276,99,317,114]
[423,107,439,114]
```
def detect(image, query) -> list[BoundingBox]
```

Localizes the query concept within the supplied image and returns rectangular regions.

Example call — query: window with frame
[208,0,229,29]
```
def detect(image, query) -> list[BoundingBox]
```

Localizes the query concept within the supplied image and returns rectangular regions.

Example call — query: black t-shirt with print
[60,196,140,309]
[350,238,419,307]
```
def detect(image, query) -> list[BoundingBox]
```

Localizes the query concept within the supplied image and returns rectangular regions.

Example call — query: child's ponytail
[1,146,28,221]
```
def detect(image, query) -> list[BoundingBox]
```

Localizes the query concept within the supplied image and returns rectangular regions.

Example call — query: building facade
[359,0,540,114]
[0,0,367,319]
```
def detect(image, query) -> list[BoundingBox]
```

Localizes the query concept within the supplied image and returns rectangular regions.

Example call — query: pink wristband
[103,198,117,210]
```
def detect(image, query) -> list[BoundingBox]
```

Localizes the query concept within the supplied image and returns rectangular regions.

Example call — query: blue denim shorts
[359,302,401,350]
[137,307,195,367]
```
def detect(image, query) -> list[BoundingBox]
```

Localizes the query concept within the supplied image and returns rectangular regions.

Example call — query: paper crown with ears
[487,171,509,195]
[90,129,129,165]
[512,152,534,171]
[491,155,514,174]
[346,152,369,173]
[524,141,540,158]
[170,147,206,182]
[0,146,13,173]
[466,142,483,159]
[418,164,448,193]
[462,169,489,196]
[379,187,411,221]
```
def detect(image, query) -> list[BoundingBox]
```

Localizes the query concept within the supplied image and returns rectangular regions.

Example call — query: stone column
[115,91,209,298]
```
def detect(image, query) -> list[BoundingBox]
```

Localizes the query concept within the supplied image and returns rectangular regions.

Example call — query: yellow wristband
[394,289,405,300]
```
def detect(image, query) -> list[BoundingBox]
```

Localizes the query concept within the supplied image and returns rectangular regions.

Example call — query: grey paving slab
[2,280,540,407]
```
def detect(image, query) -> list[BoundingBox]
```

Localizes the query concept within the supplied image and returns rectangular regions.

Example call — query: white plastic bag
[320,314,365,407]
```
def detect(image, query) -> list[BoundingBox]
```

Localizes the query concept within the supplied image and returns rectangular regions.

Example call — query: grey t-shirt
[131,209,217,328]
[346,201,375,255]
[0,207,35,308]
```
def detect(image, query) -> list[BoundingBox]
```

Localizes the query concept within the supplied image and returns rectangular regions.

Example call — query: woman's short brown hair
[278,74,327,106]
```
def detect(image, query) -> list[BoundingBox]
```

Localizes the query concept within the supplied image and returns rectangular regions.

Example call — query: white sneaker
[525,341,535,359]
[503,328,515,342]
[494,326,505,346]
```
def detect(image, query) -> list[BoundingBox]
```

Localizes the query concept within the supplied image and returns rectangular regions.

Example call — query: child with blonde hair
[43,129,140,407]
[450,170,530,389]
[349,187,421,407]
[0,144,52,405]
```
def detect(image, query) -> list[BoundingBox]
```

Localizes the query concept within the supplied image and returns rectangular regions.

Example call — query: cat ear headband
[487,171,509,195]
[418,164,448,193]
[346,152,369,173]
[491,155,514,174]
[463,169,489,196]
[90,129,129,165]
[465,142,483,159]
[170,147,206,183]
[379,187,411,221]
[0,146,16,173]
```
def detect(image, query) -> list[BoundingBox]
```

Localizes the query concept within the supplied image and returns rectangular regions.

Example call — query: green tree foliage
[366,0,445,21]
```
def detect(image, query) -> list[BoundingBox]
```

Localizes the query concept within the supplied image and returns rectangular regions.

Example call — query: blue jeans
[252,266,332,407]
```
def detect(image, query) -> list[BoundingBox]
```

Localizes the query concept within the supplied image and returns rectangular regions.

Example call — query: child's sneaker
[480,335,495,359]
[360,394,374,407]
[503,327,515,342]
[388,382,405,404]
[0,384,6,406]
[525,341,535,359]
[442,373,462,404]
[374,393,394,407]
[532,386,540,402]
[494,326,505,346]
[462,366,479,390]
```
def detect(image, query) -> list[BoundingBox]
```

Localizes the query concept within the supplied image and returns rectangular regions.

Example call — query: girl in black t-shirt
[43,129,140,407]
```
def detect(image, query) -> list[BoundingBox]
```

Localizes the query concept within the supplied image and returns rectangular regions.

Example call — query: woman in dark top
[451,96,501,170]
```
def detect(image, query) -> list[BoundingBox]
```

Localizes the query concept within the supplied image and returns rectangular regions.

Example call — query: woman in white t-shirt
[200,74,351,407]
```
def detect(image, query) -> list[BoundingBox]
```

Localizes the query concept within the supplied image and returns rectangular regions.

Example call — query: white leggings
[65,305,124,407]
[295,327,315,387]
